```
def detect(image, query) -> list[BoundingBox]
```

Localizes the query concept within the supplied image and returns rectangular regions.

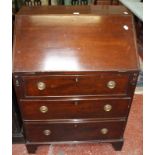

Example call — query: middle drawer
[20,98,130,120]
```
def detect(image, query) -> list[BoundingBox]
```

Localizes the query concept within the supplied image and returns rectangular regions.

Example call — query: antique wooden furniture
[94,0,119,5]
[13,5,139,153]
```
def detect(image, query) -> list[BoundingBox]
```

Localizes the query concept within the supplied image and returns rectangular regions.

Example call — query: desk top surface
[13,6,139,73]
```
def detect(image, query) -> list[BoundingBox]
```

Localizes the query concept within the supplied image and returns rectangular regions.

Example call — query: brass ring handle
[104,104,112,112]
[40,106,48,113]
[43,130,51,136]
[107,81,116,89]
[101,128,108,135]
[37,82,46,90]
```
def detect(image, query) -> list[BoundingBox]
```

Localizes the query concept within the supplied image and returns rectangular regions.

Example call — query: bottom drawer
[24,120,125,142]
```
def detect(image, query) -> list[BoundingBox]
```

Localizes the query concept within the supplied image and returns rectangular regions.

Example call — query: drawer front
[21,99,130,120]
[22,74,129,97]
[24,121,125,142]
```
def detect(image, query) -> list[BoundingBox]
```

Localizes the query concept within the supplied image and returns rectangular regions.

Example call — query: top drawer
[20,74,130,98]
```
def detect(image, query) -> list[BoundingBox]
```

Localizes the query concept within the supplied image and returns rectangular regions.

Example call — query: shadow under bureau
[13,5,139,153]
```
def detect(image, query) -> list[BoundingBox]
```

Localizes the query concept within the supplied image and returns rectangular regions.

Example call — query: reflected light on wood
[43,49,81,71]
[30,15,102,26]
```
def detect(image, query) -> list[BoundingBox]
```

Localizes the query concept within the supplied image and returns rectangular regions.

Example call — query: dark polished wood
[22,74,130,97]
[26,144,38,153]
[24,120,125,142]
[13,6,139,73]
[20,98,130,120]
[13,72,139,99]
[111,140,124,150]
[13,6,139,153]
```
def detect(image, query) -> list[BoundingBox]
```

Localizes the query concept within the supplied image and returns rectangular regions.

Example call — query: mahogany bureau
[13,5,139,153]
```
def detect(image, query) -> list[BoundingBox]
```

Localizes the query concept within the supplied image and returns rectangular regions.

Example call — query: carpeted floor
[12,95,143,155]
